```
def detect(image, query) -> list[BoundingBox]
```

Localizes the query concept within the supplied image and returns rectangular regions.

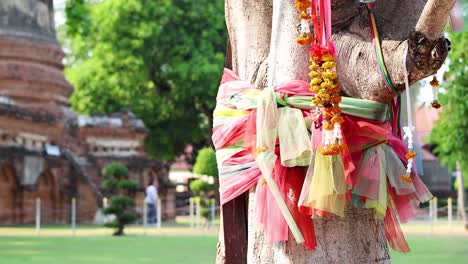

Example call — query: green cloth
[276,94,388,122]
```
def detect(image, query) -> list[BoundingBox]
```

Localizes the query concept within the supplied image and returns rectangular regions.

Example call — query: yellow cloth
[307,153,347,217]
[277,107,311,167]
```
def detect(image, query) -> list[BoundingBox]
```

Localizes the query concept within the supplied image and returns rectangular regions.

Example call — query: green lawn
[390,236,468,264]
[0,235,466,264]
[0,236,218,264]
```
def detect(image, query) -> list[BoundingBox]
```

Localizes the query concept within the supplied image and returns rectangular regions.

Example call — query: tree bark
[219,0,455,263]
[246,190,390,264]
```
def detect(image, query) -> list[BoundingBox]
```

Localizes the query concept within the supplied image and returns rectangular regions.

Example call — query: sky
[53,0,66,27]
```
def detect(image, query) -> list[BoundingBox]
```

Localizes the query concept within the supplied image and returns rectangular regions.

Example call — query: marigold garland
[295,0,310,12]
[401,150,416,183]
[308,51,344,155]
[295,0,345,156]
[404,151,417,160]
[400,175,413,183]
[295,1,314,46]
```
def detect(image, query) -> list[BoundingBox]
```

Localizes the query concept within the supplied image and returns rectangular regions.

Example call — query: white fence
[24,196,220,236]
[3,196,466,236]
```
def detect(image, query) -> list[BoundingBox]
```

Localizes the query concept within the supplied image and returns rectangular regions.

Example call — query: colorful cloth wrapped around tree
[212,68,432,253]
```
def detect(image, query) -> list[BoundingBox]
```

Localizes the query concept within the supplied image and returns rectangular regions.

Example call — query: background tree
[193,147,218,178]
[101,162,138,236]
[430,31,468,228]
[219,0,456,263]
[190,179,215,221]
[63,0,227,160]
[193,147,219,202]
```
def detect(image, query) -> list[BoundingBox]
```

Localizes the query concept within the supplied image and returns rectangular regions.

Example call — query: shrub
[193,147,218,177]
[189,179,214,196]
[101,162,137,236]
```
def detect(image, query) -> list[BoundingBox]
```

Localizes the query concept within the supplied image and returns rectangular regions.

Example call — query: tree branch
[405,0,456,82]
[331,0,361,30]
[416,0,457,40]
[333,0,454,102]
[407,31,451,83]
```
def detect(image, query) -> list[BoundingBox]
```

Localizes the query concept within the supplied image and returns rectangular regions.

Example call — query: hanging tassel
[430,76,441,109]
[401,48,415,183]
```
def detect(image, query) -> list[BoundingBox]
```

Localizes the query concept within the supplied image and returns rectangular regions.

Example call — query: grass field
[0,235,467,264]
[390,236,468,264]
[0,226,467,264]
[0,236,218,264]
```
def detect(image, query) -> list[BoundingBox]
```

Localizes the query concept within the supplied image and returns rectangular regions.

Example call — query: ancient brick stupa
[0,0,175,225]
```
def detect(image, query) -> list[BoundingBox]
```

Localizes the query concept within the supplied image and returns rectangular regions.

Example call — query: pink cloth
[384,197,411,253]
[275,80,312,96]
[212,115,249,150]
[341,116,431,203]
[217,69,255,100]
[255,157,288,244]
[219,166,262,205]
[285,166,317,250]
[213,68,432,252]
[214,69,319,247]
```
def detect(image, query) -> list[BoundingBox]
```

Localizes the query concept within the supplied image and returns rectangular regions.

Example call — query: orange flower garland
[309,53,344,155]
[296,0,344,156]
[400,175,413,183]
[404,151,417,160]
[401,150,416,183]
[295,0,314,46]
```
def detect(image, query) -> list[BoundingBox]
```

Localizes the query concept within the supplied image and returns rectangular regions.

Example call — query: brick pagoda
[0,0,175,225]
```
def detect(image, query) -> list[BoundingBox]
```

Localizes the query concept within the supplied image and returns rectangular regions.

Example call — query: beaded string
[401,48,415,183]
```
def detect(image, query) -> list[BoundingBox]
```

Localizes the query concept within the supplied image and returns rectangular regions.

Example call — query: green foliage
[65,0,91,37]
[430,32,468,177]
[193,147,218,177]
[118,179,138,191]
[101,163,137,235]
[103,195,135,216]
[454,178,468,191]
[189,179,214,196]
[198,198,215,219]
[63,0,227,160]
[102,179,118,192]
[190,179,214,220]
[102,162,129,179]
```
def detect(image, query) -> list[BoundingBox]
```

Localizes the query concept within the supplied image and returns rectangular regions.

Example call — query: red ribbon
[309,0,336,59]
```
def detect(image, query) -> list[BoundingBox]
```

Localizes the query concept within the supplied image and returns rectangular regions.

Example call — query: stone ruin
[0,0,176,225]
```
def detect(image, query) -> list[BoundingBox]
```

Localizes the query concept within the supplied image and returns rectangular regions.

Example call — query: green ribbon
[276,94,388,122]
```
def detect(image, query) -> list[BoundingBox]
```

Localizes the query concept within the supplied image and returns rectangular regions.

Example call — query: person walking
[145,178,158,225]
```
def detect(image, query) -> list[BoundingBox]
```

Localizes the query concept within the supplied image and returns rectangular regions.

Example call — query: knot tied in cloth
[212,69,431,252]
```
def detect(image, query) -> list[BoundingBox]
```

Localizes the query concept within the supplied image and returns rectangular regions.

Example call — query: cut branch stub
[408,31,451,77]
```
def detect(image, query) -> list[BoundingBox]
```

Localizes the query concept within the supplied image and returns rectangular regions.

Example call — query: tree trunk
[246,190,389,263]
[456,161,467,229]
[114,224,124,236]
[218,0,454,263]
